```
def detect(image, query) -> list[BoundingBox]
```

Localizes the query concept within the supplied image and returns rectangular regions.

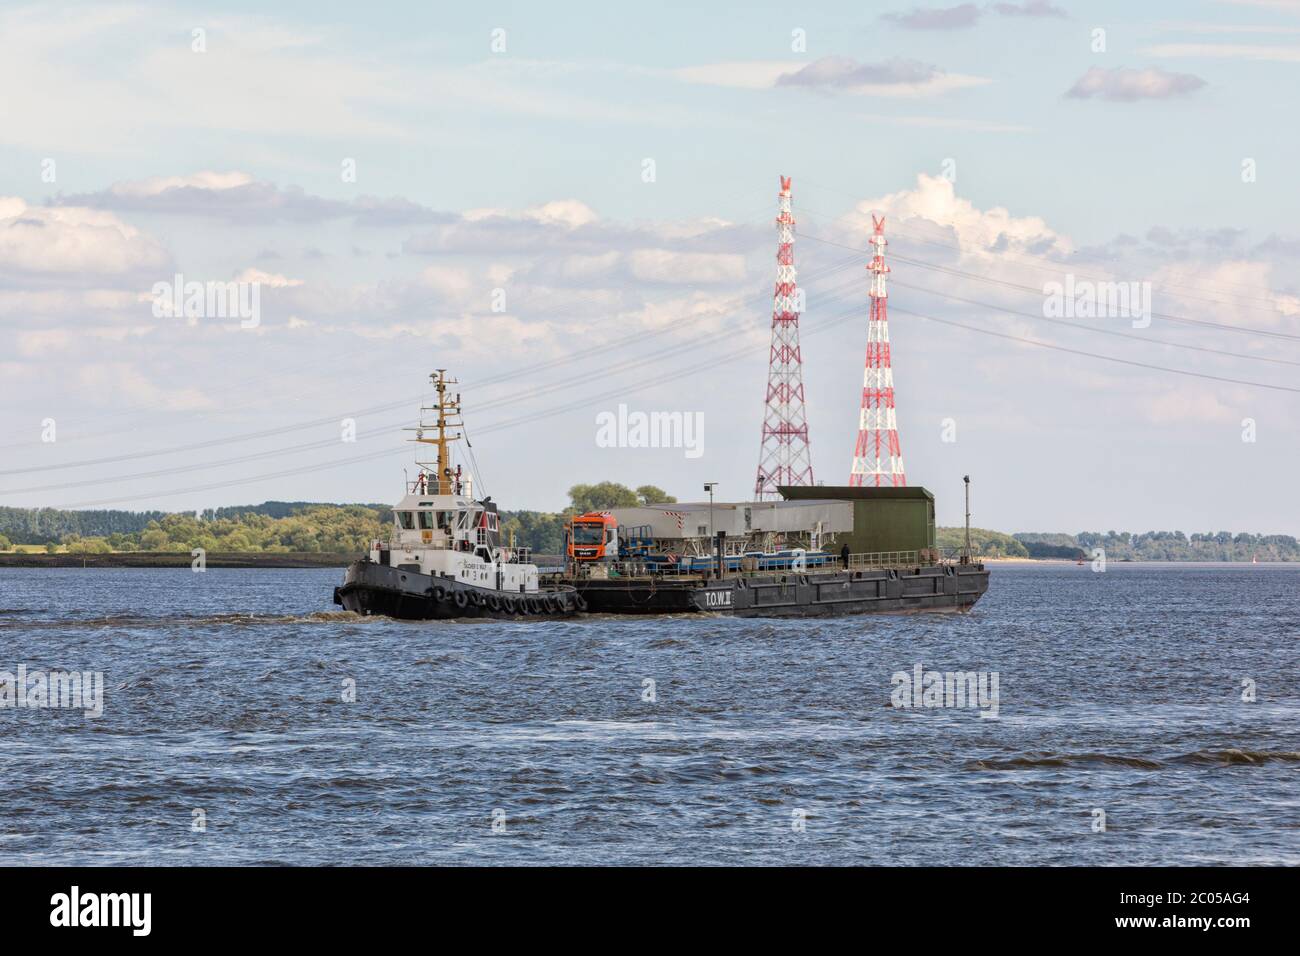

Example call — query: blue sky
[1,0,1298,533]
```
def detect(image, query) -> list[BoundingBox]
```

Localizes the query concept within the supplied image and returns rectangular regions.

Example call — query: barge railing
[562,547,976,580]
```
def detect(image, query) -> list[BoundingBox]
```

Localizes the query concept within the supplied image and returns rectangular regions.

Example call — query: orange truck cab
[566,512,618,563]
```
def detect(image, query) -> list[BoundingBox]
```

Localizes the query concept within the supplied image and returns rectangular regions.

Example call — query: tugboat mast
[409,369,462,494]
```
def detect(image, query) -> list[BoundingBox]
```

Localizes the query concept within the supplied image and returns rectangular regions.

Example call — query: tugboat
[333,370,583,620]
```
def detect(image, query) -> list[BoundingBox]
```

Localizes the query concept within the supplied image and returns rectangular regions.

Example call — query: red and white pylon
[754,175,815,499]
[849,215,906,487]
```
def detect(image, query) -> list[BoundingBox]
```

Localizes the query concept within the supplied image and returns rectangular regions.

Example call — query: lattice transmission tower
[754,176,815,499]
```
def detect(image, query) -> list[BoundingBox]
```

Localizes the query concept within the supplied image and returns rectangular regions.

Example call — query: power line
[0,199,784,449]
[798,228,1300,343]
[891,305,1300,395]
[0,250,868,476]
[1,274,875,494]
[44,302,871,509]
[890,278,1300,369]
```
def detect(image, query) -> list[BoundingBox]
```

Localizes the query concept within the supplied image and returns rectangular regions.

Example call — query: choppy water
[1,564,1296,866]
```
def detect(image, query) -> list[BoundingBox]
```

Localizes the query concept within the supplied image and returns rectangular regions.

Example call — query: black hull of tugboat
[333,559,583,621]
[564,563,989,617]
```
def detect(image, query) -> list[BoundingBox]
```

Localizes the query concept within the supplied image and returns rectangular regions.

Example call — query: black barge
[561,560,987,617]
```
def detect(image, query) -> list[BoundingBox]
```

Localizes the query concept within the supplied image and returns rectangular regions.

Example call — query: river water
[1,563,1296,865]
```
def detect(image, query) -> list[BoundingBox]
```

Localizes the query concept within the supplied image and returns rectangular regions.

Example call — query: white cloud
[59,173,450,226]
[1066,66,1206,101]
[1150,259,1300,327]
[557,252,621,280]
[110,171,256,198]
[76,363,213,411]
[857,112,1030,133]
[847,173,1070,259]
[1216,0,1300,10]
[883,1,1067,29]
[0,199,169,277]
[1140,42,1300,61]
[672,61,799,90]
[1153,19,1300,34]
[0,7,409,152]
[674,56,990,98]
[463,200,599,228]
[15,329,73,356]
[1144,385,1241,425]
[884,4,984,29]
[628,250,746,284]
[233,268,304,288]
[419,265,474,300]
[775,56,991,97]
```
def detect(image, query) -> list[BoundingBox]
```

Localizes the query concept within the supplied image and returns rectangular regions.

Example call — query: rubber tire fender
[453,590,469,609]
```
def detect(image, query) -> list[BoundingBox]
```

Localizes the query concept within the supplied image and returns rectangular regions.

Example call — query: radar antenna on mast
[404,369,463,494]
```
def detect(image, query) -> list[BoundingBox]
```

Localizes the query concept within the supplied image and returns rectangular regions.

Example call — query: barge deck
[558,557,988,617]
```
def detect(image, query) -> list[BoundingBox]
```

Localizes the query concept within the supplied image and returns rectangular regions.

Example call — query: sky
[1,0,1298,534]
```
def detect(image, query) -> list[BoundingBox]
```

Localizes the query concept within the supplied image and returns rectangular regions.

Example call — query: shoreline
[981,556,1296,567]
[0,552,1292,569]
[0,552,354,569]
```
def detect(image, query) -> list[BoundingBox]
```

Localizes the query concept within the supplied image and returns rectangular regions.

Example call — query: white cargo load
[607,500,853,542]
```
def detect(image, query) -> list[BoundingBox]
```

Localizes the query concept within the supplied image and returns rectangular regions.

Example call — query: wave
[968,749,1300,771]
[1172,749,1300,766]
[968,753,1164,770]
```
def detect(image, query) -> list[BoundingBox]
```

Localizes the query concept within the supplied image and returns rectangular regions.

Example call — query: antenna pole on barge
[963,475,972,565]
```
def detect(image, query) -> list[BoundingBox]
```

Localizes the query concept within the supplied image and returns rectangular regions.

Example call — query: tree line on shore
[0,483,676,555]
[2,488,1296,560]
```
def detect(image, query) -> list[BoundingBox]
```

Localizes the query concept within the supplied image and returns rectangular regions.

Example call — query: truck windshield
[572,524,605,545]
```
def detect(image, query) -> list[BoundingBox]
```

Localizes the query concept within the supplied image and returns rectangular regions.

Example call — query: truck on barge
[558,487,988,617]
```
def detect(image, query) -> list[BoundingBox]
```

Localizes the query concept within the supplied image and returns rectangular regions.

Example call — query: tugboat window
[418,510,434,530]
[398,512,415,530]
